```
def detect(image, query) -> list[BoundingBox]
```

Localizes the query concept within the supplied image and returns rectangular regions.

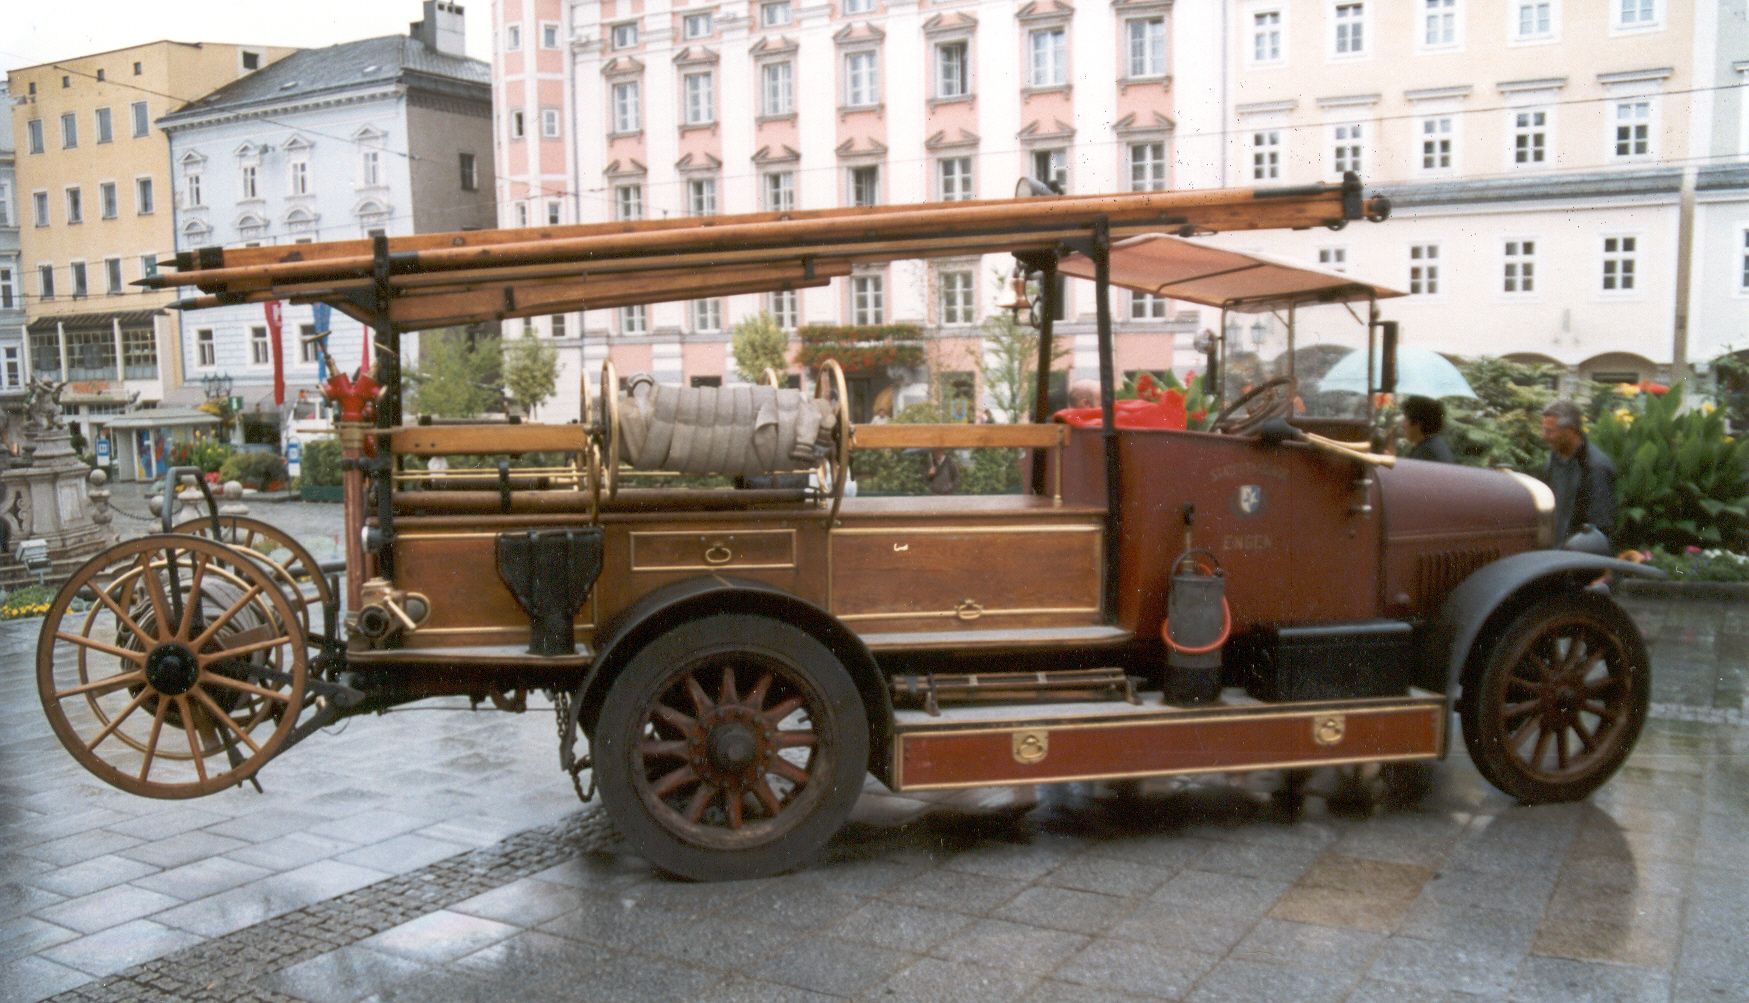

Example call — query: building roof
[159,34,489,125]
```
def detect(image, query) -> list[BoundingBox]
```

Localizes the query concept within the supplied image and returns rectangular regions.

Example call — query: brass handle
[703,540,733,565]
[954,598,983,621]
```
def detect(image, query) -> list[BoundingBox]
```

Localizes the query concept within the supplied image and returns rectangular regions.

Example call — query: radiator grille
[1416,549,1499,609]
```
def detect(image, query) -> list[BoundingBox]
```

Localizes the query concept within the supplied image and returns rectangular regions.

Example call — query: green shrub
[218,450,289,490]
[1591,384,1749,552]
[301,438,343,486]
[1640,546,1749,584]
[1443,356,1562,471]
[1,585,54,620]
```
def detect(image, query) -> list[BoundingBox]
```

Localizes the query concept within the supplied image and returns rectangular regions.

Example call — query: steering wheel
[1213,375,1298,435]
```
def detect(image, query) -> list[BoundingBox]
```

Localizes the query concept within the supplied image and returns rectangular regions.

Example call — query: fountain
[0,378,117,592]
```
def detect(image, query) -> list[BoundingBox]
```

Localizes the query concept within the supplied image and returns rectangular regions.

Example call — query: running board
[890,690,1447,791]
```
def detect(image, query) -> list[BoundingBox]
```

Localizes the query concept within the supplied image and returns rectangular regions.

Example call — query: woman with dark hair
[1401,395,1455,463]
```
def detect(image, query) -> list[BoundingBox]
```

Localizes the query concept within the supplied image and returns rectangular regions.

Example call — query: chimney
[411,1,467,57]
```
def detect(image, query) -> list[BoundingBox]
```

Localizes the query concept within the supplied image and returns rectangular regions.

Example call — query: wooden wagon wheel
[37,535,308,799]
[815,358,851,522]
[171,515,333,637]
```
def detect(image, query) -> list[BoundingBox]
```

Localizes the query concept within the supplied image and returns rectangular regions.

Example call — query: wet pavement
[2,498,1745,1003]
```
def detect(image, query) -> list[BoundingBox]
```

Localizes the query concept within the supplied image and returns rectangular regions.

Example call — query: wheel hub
[709,724,758,772]
[144,643,200,696]
[692,707,772,786]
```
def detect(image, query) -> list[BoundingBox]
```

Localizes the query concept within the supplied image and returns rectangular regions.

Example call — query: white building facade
[161,2,497,445]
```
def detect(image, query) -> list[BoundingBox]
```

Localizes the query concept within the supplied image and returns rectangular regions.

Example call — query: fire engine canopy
[1057,233,1405,313]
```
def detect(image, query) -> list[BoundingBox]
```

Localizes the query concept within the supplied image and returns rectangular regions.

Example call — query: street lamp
[1250,320,1269,355]
[201,372,233,401]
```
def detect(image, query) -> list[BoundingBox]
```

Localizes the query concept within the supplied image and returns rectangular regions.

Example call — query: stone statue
[26,377,67,434]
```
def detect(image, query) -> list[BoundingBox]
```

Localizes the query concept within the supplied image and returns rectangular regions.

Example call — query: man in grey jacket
[1540,399,1617,547]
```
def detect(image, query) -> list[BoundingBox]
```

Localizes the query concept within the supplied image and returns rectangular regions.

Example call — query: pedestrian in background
[1401,395,1455,463]
[1540,399,1617,547]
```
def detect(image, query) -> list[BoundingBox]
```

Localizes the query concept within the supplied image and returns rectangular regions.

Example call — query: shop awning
[1057,233,1404,313]
[100,408,222,430]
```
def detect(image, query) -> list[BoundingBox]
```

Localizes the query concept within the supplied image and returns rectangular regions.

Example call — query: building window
[1333,2,1366,55]
[505,24,522,50]
[1129,291,1168,319]
[683,71,714,125]
[844,0,874,13]
[1602,236,1636,291]
[936,41,969,98]
[297,325,318,362]
[844,51,879,107]
[1129,142,1167,191]
[763,171,795,212]
[1318,247,1347,272]
[542,23,560,47]
[1332,123,1363,175]
[105,257,123,294]
[0,269,11,309]
[1420,116,1454,171]
[241,164,258,199]
[683,12,713,38]
[1514,1,1552,39]
[1253,10,1282,62]
[251,326,270,364]
[1423,0,1456,45]
[67,327,116,378]
[621,304,647,334]
[1612,100,1652,159]
[198,329,215,366]
[851,275,884,325]
[184,171,202,208]
[3,346,17,387]
[770,289,798,329]
[762,2,792,27]
[141,254,158,278]
[541,108,561,138]
[123,328,159,378]
[1409,244,1440,294]
[66,187,83,224]
[551,313,567,338]
[1032,149,1067,190]
[1740,228,1749,293]
[95,107,113,144]
[849,165,880,207]
[688,177,717,216]
[290,160,309,195]
[1126,17,1166,77]
[546,200,562,225]
[38,264,55,300]
[70,262,87,298]
[760,62,793,117]
[1503,240,1536,293]
[1252,130,1280,179]
[515,202,530,227]
[1617,0,1656,27]
[61,112,78,149]
[131,101,150,138]
[1512,109,1547,166]
[692,298,723,331]
[33,191,49,226]
[940,270,974,324]
[938,157,973,201]
[460,153,478,191]
[1028,27,1067,87]
[612,22,639,48]
[361,150,381,186]
[30,329,61,378]
[26,119,44,154]
[615,184,644,220]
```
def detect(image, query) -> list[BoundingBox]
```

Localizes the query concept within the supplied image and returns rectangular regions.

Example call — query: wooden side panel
[895,700,1446,790]
[395,533,595,648]
[831,521,1102,633]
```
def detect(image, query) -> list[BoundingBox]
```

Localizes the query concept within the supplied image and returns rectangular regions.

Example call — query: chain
[552,687,594,804]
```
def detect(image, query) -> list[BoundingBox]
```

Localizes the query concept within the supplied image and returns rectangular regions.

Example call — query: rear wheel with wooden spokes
[36,535,308,799]
[171,515,333,638]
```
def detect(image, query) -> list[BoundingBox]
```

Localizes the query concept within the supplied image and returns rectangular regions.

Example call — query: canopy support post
[371,233,398,584]
[1027,254,1059,497]
[1091,218,1120,622]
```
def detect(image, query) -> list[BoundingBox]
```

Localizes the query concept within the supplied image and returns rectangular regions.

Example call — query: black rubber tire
[593,614,868,881]
[1458,590,1649,804]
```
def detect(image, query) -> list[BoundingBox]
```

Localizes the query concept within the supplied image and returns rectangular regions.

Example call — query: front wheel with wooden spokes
[1458,590,1649,804]
[36,535,308,799]
[593,614,868,881]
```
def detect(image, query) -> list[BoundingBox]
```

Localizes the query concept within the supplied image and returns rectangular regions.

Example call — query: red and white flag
[264,300,285,406]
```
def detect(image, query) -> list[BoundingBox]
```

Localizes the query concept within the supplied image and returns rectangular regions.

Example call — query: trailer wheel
[172,515,333,636]
[37,535,307,799]
[594,614,868,881]
[1458,590,1648,804]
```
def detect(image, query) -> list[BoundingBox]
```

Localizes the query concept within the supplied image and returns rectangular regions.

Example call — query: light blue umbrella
[1317,346,1477,399]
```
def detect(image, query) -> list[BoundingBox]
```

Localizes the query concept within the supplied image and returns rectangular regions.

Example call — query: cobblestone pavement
[3,500,1745,1003]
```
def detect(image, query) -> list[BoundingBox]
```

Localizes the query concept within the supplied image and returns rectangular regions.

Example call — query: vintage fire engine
[36,175,1658,880]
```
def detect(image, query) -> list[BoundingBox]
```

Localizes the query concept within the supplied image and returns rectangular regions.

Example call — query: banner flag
[312,302,332,381]
[265,300,285,406]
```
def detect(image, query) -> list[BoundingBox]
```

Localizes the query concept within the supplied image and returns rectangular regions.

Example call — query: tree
[976,311,1065,423]
[503,327,560,417]
[410,326,501,418]
[731,311,790,383]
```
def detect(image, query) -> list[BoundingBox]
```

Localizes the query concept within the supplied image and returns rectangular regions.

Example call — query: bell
[993,271,1032,324]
